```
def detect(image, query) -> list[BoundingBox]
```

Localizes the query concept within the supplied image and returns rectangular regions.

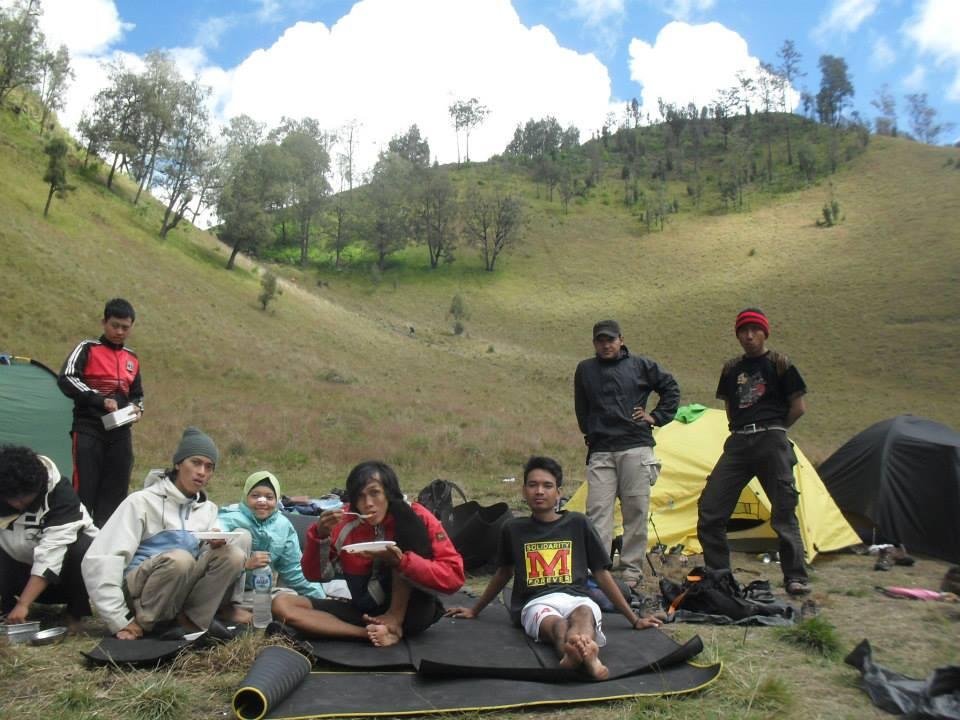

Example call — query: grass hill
[2,103,960,720]
[2,108,960,504]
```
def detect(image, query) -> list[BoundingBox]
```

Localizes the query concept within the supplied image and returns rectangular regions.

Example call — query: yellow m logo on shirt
[524,541,573,587]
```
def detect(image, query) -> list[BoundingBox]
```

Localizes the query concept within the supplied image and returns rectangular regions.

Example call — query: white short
[520,592,606,646]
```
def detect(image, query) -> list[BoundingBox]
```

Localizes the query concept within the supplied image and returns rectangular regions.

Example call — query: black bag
[660,567,784,621]
[447,501,512,571]
[416,479,468,528]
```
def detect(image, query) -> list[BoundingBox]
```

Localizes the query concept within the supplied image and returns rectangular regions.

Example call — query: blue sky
[33,0,960,176]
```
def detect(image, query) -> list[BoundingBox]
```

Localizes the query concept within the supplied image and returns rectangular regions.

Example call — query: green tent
[0,354,73,478]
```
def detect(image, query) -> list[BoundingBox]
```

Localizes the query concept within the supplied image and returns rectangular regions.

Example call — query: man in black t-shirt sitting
[446,456,662,680]
[696,307,811,596]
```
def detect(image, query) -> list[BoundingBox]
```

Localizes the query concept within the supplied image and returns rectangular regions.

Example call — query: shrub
[776,615,843,659]
[258,271,278,311]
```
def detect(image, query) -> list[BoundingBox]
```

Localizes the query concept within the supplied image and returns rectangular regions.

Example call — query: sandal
[785,579,811,597]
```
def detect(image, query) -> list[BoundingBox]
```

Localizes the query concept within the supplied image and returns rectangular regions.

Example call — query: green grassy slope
[295,134,960,466]
[2,109,958,508]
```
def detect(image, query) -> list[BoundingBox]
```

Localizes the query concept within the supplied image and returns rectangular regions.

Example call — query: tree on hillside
[0,0,44,105]
[36,43,71,131]
[448,97,489,164]
[905,93,954,145]
[816,55,854,127]
[258,271,278,311]
[413,168,458,268]
[776,39,804,164]
[156,79,211,238]
[463,186,524,272]
[448,293,468,335]
[76,110,109,168]
[659,100,687,150]
[88,61,145,189]
[132,52,183,205]
[388,124,430,168]
[272,118,331,264]
[871,85,897,137]
[364,151,413,269]
[757,63,785,182]
[42,135,70,216]
[218,145,275,269]
[712,93,736,150]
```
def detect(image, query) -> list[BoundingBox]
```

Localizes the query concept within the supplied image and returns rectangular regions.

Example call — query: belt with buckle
[734,424,787,435]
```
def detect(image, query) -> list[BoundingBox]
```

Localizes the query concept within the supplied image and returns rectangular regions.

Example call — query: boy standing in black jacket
[696,308,810,596]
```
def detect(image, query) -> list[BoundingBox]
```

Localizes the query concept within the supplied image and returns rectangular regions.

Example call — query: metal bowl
[29,627,67,646]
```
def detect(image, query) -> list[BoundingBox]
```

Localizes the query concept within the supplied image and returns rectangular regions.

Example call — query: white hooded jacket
[81,470,219,633]
[0,455,97,580]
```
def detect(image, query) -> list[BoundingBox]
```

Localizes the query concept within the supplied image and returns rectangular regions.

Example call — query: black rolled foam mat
[255,664,720,719]
[234,593,720,719]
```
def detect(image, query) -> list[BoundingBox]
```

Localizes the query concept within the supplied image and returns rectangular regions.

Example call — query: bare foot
[366,622,403,647]
[363,613,402,635]
[558,634,585,670]
[579,637,609,681]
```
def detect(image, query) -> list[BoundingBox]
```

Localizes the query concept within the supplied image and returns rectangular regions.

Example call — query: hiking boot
[874,549,893,571]
[785,579,811,597]
[890,545,915,566]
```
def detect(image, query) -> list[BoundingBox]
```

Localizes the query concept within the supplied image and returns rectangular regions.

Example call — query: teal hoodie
[217,471,325,599]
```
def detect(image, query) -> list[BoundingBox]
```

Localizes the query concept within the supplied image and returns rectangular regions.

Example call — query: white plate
[192,531,246,541]
[342,540,396,554]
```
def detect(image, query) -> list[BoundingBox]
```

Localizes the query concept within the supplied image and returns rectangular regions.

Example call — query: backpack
[660,567,786,621]
[416,479,468,528]
[446,500,512,571]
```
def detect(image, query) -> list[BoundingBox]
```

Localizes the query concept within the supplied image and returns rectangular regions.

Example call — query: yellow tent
[566,407,859,563]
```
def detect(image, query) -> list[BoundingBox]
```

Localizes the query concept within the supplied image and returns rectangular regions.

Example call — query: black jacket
[574,345,680,454]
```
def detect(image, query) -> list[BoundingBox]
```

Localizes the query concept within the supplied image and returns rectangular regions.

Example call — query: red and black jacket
[302,503,464,611]
[58,336,143,434]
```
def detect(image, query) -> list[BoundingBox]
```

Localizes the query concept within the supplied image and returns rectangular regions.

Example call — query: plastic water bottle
[252,564,273,628]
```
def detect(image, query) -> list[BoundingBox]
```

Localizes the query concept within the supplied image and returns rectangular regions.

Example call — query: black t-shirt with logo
[496,511,611,625]
[716,351,806,430]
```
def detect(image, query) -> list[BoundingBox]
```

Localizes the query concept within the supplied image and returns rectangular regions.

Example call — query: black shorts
[309,590,444,637]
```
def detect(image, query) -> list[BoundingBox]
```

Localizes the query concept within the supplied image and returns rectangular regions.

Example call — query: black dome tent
[818,415,960,563]
[0,354,74,478]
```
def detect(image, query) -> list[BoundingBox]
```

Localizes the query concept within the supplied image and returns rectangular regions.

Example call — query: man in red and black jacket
[58,298,143,527]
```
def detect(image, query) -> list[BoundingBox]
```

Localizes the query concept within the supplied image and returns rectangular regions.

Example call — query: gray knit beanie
[172,426,219,466]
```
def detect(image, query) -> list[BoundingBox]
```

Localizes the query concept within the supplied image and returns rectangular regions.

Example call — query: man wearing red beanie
[696,308,811,596]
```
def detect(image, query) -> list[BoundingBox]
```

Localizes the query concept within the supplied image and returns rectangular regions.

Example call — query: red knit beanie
[735,308,770,337]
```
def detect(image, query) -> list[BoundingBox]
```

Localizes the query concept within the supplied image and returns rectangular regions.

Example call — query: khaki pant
[124,544,245,631]
[586,446,660,583]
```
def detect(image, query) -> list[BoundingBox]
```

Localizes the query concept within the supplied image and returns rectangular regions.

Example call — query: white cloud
[814,0,879,39]
[870,36,895,68]
[904,0,960,101]
[36,0,131,56]
[194,15,236,51]
[214,0,612,171]
[902,65,926,92]
[566,0,624,26]
[658,0,716,22]
[627,22,799,120]
[55,0,613,177]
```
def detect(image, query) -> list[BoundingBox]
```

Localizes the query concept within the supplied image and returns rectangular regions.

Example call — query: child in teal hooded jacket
[218,471,325,600]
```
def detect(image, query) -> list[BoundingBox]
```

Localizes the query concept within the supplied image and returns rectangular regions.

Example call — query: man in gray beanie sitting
[82,427,249,640]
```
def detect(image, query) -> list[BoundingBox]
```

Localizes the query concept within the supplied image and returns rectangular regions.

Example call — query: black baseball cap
[592,320,621,339]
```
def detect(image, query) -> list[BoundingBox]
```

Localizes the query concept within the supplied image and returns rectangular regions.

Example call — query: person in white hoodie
[82,427,248,640]
[0,445,98,629]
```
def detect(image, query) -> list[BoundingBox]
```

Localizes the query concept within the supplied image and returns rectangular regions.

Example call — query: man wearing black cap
[696,307,810,596]
[574,320,680,589]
